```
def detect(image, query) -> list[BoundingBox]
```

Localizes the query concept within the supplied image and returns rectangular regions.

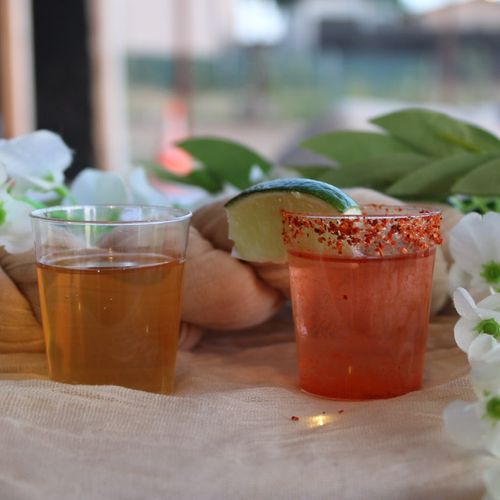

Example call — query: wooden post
[0,0,35,137]
[87,0,130,172]
[172,0,192,128]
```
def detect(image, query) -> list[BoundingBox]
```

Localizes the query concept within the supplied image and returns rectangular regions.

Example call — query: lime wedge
[224,178,360,263]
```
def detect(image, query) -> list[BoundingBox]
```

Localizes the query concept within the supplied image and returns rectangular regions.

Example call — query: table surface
[0,314,487,500]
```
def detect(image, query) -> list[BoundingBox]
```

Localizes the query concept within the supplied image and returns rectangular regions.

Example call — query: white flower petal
[468,274,493,302]
[475,295,500,322]
[486,423,500,459]
[471,341,500,368]
[443,400,483,450]
[0,130,72,181]
[478,293,500,314]
[0,190,33,253]
[468,334,498,363]
[448,263,472,296]
[454,317,478,352]
[19,174,64,192]
[476,310,500,325]
[70,168,129,205]
[0,164,7,186]
[471,377,500,401]
[482,343,500,362]
[471,362,500,399]
[469,339,500,398]
[484,466,500,500]
[449,213,488,275]
[128,167,169,205]
[23,189,58,205]
[482,212,500,265]
[453,287,479,320]
[449,212,500,294]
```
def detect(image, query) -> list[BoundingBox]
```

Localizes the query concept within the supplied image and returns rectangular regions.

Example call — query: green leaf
[371,108,500,157]
[0,201,5,225]
[146,162,223,194]
[301,131,412,164]
[386,153,495,199]
[177,137,272,190]
[449,195,500,214]
[316,153,429,191]
[16,195,49,209]
[452,157,500,196]
[290,165,337,179]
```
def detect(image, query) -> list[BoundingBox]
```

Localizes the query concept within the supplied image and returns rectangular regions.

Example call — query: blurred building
[124,0,234,58]
[287,0,405,50]
[416,0,500,32]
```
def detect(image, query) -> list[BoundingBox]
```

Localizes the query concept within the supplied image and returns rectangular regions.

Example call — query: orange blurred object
[156,98,192,175]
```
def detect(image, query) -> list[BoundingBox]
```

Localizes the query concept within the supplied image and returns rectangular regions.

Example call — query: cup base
[48,373,175,395]
[299,383,422,401]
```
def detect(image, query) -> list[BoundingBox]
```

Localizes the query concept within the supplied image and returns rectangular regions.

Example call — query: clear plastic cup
[31,205,191,393]
[282,205,442,400]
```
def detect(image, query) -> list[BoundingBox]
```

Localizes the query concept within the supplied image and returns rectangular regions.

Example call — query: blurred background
[1,0,500,182]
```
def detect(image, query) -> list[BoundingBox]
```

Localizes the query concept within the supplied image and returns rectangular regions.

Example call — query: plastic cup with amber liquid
[31,205,191,394]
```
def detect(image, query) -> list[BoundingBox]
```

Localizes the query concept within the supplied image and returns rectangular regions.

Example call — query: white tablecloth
[0,314,486,500]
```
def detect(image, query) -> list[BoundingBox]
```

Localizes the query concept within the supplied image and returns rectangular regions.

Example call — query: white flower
[0,165,33,253]
[443,396,500,458]
[467,335,500,398]
[128,168,172,205]
[453,289,500,398]
[0,163,7,185]
[69,168,129,205]
[0,130,72,195]
[453,287,500,355]
[449,212,500,300]
[68,167,170,206]
[484,466,500,500]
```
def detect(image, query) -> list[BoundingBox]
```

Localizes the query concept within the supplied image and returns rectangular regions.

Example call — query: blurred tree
[276,0,407,12]
[380,0,407,13]
[276,0,297,6]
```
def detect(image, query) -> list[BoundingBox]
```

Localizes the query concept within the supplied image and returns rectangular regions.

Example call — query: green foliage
[0,201,5,225]
[299,108,500,211]
[302,131,410,164]
[303,153,428,191]
[147,137,272,194]
[386,153,494,199]
[147,108,500,213]
[451,158,500,196]
[450,196,500,214]
[371,108,500,156]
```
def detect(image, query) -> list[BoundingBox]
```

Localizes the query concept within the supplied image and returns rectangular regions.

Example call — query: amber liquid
[288,249,435,400]
[37,253,184,393]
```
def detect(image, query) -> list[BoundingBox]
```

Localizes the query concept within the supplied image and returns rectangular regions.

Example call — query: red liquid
[288,249,435,399]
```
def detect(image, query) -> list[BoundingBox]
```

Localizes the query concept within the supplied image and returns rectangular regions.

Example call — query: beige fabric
[0,315,486,500]
[183,227,283,330]
[0,261,44,353]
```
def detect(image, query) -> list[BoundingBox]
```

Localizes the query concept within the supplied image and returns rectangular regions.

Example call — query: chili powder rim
[282,204,443,256]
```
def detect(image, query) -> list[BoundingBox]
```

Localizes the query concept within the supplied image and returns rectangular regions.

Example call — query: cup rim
[30,204,192,226]
[282,204,441,221]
